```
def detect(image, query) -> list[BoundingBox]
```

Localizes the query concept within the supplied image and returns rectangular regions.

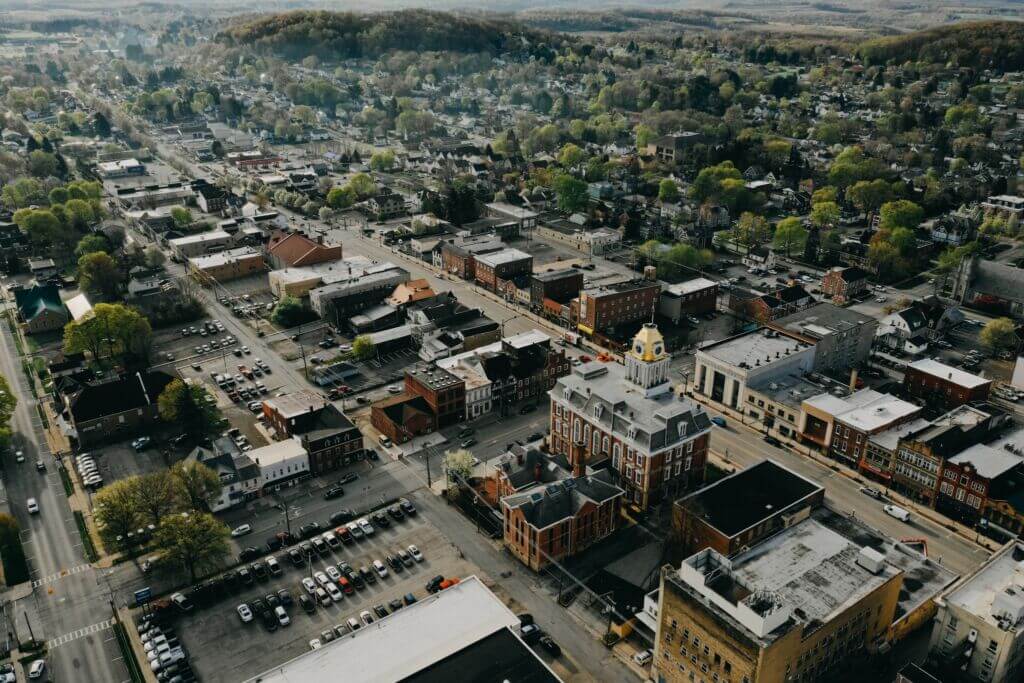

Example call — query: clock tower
[625,323,671,397]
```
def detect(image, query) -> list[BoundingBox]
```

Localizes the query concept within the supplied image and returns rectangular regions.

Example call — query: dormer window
[677,422,687,438]
[594,404,604,419]
[627,426,637,440]
[563,388,572,400]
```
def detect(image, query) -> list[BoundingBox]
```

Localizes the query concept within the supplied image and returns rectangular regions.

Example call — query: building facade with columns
[548,324,713,511]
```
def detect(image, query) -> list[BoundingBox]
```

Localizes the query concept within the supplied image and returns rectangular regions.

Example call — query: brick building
[188,247,266,284]
[573,280,661,339]
[902,359,992,408]
[828,393,922,468]
[266,231,343,269]
[658,278,719,322]
[473,248,532,293]
[821,266,869,305]
[261,391,363,474]
[370,394,435,445]
[549,324,712,511]
[438,235,504,280]
[671,460,824,561]
[404,363,466,429]
[936,444,1024,526]
[530,269,583,310]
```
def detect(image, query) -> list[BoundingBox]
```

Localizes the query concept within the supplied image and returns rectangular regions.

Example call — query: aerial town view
[3,1,1024,681]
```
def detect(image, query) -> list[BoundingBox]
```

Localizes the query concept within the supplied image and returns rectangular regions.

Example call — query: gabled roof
[503,470,623,529]
[267,230,342,267]
[13,284,65,322]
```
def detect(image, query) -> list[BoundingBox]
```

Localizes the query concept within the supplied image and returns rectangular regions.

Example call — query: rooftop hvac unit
[855,546,886,575]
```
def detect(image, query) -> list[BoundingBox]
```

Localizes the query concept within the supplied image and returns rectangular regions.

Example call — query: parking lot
[172,501,480,682]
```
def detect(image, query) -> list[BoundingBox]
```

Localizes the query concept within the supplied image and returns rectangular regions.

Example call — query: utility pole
[23,612,35,646]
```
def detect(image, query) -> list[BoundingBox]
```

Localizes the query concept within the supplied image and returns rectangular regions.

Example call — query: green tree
[348,173,377,199]
[0,373,16,452]
[658,178,680,203]
[77,251,121,301]
[271,296,315,328]
[153,511,230,583]
[170,207,193,229]
[369,150,396,172]
[327,185,357,209]
[144,246,166,268]
[169,461,223,512]
[351,335,376,361]
[27,150,58,178]
[558,143,585,168]
[810,201,840,229]
[94,479,141,549]
[64,198,96,230]
[157,380,222,439]
[553,173,588,213]
[879,200,923,231]
[690,162,743,203]
[763,139,791,169]
[980,317,1018,354]
[867,241,903,281]
[846,179,894,215]
[75,234,109,258]
[134,472,179,527]
[773,217,808,257]
[445,448,475,496]
[733,212,771,250]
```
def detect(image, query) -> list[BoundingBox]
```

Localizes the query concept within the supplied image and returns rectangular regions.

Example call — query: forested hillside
[858,21,1024,70]
[220,9,551,60]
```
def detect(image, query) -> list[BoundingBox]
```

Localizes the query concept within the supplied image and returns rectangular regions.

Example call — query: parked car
[710,416,727,428]
[230,524,252,538]
[539,635,561,657]
[324,485,345,500]
[860,486,883,500]
[236,604,253,623]
[372,560,389,579]
[883,504,911,522]
[408,545,424,562]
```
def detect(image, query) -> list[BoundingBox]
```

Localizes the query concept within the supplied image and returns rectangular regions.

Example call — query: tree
[980,317,1017,354]
[144,247,166,268]
[75,234,109,258]
[879,200,924,231]
[0,513,29,584]
[658,178,680,203]
[64,199,96,230]
[77,251,121,301]
[158,380,222,438]
[691,162,743,203]
[170,207,193,229]
[153,511,230,583]
[92,112,111,138]
[134,472,179,527]
[27,150,57,178]
[733,212,770,250]
[369,150,396,172]
[773,217,808,257]
[810,201,840,229]
[348,173,377,199]
[867,241,903,281]
[444,448,475,496]
[553,173,588,213]
[271,296,315,328]
[327,185,357,209]
[94,479,141,549]
[351,335,376,361]
[846,179,894,215]
[0,373,15,451]
[558,143,585,168]
[169,461,223,512]
[763,139,792,170]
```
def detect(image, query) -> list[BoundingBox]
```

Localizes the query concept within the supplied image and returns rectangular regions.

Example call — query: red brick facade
[503,497,618,571]
[902,366,991,408]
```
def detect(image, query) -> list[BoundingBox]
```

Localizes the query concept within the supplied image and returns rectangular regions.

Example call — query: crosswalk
[32,563,92,588]
[47,618,115,649]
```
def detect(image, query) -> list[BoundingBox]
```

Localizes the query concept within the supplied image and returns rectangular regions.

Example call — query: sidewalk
[118,605,158,682]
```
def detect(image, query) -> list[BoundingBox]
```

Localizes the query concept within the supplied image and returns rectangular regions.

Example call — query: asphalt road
[0,318,126,682]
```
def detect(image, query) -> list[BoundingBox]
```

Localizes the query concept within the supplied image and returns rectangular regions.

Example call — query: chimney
[534,462,542,482]
[849,368,858,391]
[317,234,324,244]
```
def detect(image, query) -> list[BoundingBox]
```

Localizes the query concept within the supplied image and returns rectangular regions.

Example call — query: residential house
[13,285,68,334]
[821,266,869,305]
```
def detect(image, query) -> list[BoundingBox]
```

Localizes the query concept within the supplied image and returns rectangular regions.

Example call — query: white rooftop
[907,358,990,389]
[168,229,231,246]
[664,277,718,296]
[248,439,306,469]
[698,328,813,370]
[949,443,1023,479]
[247,576,525,683]
[504,329,550,349]
[188,247,262,270]
[836,394,920,432]
[476,248,532,268]
[945,541,1024,631]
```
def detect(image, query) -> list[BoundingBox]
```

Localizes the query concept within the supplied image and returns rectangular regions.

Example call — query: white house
[249,439,309,490]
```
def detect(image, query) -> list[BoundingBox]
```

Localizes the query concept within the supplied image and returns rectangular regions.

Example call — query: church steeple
[625,323,671,397]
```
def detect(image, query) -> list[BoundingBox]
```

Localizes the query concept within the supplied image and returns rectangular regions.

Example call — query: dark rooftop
[678,460,823,537]
[406,363,463,391]
[403,627,559,683]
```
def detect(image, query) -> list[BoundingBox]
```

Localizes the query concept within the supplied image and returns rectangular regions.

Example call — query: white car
[357,517,374,536]
[230,523,252,537]
[325,565,341,582]
[324,582,343,602]
[275,605,291,626]
[301,577,317,595]
[372,559,389,579]
[14,451,25,463]
[309,638,322,651]
[359,610,374,626]
[237,604,253,623]
[27,660,45,679]
[407,545,424,562]
[26,498,39,514]
[314,571,332,589]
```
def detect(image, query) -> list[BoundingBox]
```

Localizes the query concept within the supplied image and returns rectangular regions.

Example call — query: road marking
[47,618,114,649]
[32,563,92,587]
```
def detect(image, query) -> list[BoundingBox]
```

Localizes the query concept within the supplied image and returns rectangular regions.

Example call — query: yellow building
[653,515,907,683]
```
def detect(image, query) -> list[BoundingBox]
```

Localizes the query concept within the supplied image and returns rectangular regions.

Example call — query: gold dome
[629,323,667,362]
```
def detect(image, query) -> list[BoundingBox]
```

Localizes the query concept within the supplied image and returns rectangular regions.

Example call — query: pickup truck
[238,365,254,380]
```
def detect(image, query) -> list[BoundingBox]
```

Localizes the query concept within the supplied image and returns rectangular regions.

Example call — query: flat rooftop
[747,374,833,409]
[246,576,559,683]
[836,394,920,432]
[188,247,263,269]
[944,541,1024,630]
[263,391,328,420]
[677,460,822,538]
[697,328,813,369]
[773,302,875,338]
[407,364,463,391]
[582,279,660,298]
[907,358,991,389]
[663,277,718,297]
[475,248,532,267]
